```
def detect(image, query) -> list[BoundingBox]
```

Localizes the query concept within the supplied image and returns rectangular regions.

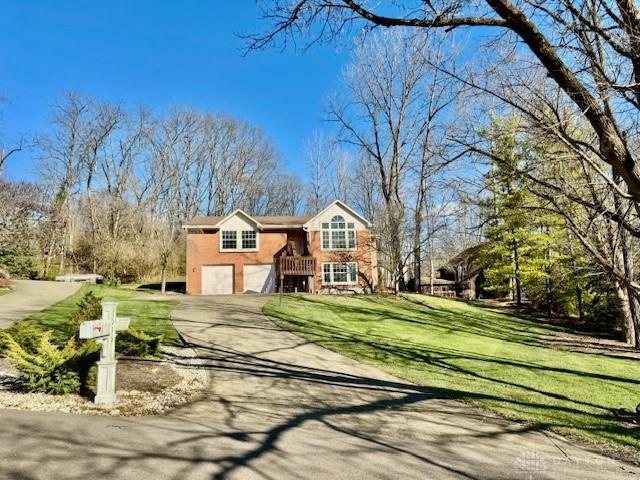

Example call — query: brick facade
[186,229,288,294]
[308,230,377,292]
[184,202,378,295]
[186,228,377,294]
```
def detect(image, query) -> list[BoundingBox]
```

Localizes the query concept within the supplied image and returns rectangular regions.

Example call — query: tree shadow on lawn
[289,295,563,349]
[295,295,638,361]
[262,301,640,450]
[137,281,186,294]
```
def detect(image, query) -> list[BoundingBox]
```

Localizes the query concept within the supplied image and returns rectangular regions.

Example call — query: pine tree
[479,116,559,310]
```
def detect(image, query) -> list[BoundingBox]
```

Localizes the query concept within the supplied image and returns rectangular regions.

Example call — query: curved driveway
[0,279,81,329]
[0,294,637,479]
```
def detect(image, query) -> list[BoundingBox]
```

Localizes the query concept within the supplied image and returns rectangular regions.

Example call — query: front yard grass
[13,284,182,346]
[0,289,11,297]
[264,294,640,462]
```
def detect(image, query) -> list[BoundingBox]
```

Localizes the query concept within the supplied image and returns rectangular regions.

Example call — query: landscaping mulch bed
[0,346,207,416]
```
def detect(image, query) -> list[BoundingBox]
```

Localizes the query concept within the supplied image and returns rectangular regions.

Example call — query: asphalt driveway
[0,294,637,479]
[0,279,81,329]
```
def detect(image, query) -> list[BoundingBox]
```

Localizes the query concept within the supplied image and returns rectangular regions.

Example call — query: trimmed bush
[116,327,162,357]
[2,330,99,395]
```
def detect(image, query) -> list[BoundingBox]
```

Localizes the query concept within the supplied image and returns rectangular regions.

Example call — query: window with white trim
[221,230,237,250]
[221,230,258,251]
[322,262,358,285]
[321,215,356,250]
[242,230,257,249]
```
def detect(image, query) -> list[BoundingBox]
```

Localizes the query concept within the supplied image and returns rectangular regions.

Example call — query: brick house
[183,200,377,294]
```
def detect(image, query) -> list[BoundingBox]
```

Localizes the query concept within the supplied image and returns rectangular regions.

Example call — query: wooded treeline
[0,94,304,290]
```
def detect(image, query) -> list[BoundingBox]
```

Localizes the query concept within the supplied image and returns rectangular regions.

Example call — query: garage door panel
[244,264,275,293]
[202,265,233,295]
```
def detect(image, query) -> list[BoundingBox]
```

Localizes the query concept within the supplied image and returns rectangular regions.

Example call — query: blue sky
[0,1,349,180]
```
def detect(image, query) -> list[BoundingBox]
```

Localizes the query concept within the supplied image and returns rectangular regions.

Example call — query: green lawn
[13,284,182,346]
[264,294,640,461]
[0,289,11,297]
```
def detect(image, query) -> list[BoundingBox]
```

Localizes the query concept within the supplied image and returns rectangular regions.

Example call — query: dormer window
[322,215,356,250]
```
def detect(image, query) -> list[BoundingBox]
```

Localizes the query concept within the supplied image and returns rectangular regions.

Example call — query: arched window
[322,215,356,250]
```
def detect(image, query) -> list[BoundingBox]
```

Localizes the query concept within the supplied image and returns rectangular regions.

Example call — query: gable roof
[303,200,373,228]
[215,209,262,228]
[182,200,371,230]
[183,212,312,229]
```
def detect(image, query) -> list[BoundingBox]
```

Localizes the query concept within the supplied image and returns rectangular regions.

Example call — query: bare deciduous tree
[250,0,640,204]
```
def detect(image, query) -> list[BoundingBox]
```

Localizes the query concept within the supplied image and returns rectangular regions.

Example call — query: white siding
[306,203,368,230]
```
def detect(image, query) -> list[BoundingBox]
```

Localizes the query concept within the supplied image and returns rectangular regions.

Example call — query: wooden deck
[278,256,316,276]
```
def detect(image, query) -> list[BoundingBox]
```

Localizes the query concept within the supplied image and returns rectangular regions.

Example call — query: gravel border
[0,346,208,416]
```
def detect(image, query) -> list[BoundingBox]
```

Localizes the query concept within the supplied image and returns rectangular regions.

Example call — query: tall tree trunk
[512,237,522,307]
[621,232,640,348]
[567,236,584,323]
[611,169,639,347]
[59,246,65,274]
[413,207,421,292]
[160,255,168,294]
[626,287,640,349]
[615,282,635,343]
[428,237,435,295]
[544,241,552,318]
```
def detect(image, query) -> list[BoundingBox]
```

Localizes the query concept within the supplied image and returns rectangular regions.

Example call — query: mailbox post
[79,301,130,405]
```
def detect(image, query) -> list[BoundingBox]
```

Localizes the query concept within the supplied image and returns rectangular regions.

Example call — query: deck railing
[278,256,316,276]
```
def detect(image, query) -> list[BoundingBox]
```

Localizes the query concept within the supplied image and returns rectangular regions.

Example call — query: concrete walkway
[0,279,81,329]
[0,294,637,479]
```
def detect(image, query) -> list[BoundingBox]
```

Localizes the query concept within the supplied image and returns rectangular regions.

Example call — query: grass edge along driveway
[263,293,640,463]
[10,284,181,346]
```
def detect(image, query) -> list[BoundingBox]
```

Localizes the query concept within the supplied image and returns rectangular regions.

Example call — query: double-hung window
[221,230,237,250]
[322,262,358,285]
[242,230,257,249]
[321,215,356,250]
[221,230,258,251]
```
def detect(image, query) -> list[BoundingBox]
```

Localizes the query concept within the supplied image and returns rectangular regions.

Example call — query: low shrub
[116,327,162,357]
[0,322,45,356]
[2,330,99,395]
[103,270,121,287]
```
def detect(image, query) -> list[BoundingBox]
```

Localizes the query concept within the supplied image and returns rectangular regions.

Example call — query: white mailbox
[79,320,112,339]
[79,302,130,405]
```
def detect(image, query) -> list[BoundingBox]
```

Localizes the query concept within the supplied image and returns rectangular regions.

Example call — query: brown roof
[447,243,489,267]
[183,214,312,227]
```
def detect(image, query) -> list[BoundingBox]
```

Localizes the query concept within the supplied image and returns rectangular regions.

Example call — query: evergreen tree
[479,116,559,310]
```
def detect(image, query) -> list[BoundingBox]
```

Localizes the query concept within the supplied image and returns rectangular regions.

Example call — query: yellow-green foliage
[3,330,99,395]
[0,322,44,356]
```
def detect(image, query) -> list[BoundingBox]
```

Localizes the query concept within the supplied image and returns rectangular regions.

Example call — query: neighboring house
[183,200,377,295]
[435,243,488,299]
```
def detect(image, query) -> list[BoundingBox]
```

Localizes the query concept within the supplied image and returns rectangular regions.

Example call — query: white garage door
[244,264,276,293]
[202,265,234,295]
